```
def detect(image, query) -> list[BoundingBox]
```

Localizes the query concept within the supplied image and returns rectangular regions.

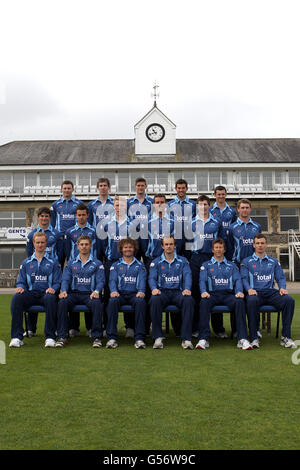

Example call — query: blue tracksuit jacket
[16,254,62,292]
[240,253,286,291]
[209,202,237,257]
[127,195,153,223]
[148,253,192,291]
[51,195,83,233]
[168,196,196,252]
[64,223,99,261]
[200,256,243,294]
[191,214,221,254]
[61,254,105,293]
[109,257,147,294]
[142,214,174,260]
[87,196,114,229]
[229,218,261,264]
[26,225,64,264]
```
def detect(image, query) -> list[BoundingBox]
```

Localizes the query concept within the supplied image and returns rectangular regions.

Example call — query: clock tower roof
[134,105,176,130]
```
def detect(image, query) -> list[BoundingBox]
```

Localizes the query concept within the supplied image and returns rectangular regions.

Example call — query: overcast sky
[1,0,300,146]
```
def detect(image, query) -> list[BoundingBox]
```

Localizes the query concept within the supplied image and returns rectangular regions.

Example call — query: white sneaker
[280,337,297,348]
[251,339,260,349]
[215,331,228,339]
[134,340,146,349]
[45,338,56,348]
[153,337,164,349]
[69,329,80,337]
[9,338,24,348]
[237,339,253,350]
[125,328,135,338]
[182,340,194,350]
[106,339,118,349]
[196,339,209,350]
[23,330,36,338]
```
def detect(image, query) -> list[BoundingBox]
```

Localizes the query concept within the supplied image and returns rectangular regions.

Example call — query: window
[172,171,182,189]
[118,172,129,192]
[197,171,208,192]
[248,171,260,185]
[157,171,169,190]
[0,247,27,269]
[39,172,51,187]
[183,171,195,186]
[275,171,286,185]
[13,173,24,193]
[288,170,300,185]
[262,171,273,190]
[210,172,221,190]
[0,173,12,187]
[0,211,26,228]
[25,173,37,187]
[78,171,90,186]
[52,173,64,187]
[63,171,77,186]
[279,248,289,269]
[251,209,268,232]
[280,208,299,232]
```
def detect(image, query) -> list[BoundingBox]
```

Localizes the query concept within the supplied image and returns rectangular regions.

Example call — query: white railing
[288,229,300,281]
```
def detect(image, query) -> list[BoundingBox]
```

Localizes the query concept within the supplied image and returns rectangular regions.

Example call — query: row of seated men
[9,229,296,350]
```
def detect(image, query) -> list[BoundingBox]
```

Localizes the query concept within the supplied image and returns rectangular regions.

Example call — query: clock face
[146,123,165,142]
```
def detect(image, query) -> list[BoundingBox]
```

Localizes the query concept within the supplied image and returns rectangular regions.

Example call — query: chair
[259,305,280,338]
[24,304,91,337]
[211,305,235,338]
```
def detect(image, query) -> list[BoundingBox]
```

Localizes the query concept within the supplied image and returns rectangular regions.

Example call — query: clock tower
[134,84,176,156]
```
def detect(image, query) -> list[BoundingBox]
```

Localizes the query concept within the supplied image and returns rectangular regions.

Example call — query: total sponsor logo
[198,233,214,240]
[77,277,92,284]
[61,214,75,219]
[164,275,180,283]
[214,278,229,285]
[123,276,137,283]
[34,275,48,282]
[242,238,253,245]
[256,274,272,282]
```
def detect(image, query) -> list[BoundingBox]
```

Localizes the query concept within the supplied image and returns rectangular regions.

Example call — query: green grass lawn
[0,293,300,450]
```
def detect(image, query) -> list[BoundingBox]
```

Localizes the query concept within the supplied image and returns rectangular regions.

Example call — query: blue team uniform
[10,254,62,341]
[198,257,248,341]
[229,218,261,265]
[88,196,114,261]
[27,225,64,265]
[64,222,100,261]
[168,196,196,257]
[106,257,147,342]
[127,195,153,259]
[209,202,237,260]
[57,254,105,340]
[189,215,222,328]
[240,254,295,342]
[148,253,194,341]
[142,214,174,268]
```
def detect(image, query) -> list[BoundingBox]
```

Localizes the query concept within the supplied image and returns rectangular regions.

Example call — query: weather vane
[151,82,160,107]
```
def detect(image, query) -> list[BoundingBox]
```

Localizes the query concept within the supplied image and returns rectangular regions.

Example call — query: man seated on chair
[10,232,62,348]
[55,235,105,348]
[26,205,64,337]
[197,237,252,351]
[240,233,296,349]
[148,236,194,350]
[106,237,147,349]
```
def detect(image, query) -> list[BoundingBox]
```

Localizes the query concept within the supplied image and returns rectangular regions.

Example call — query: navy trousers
[57,292,103,340]
[199,291,248,341]
[149,290,194,341]
[245,289,294,342]
[190,252,225,334]
[106,292,147,341]
[11,290,58,340]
